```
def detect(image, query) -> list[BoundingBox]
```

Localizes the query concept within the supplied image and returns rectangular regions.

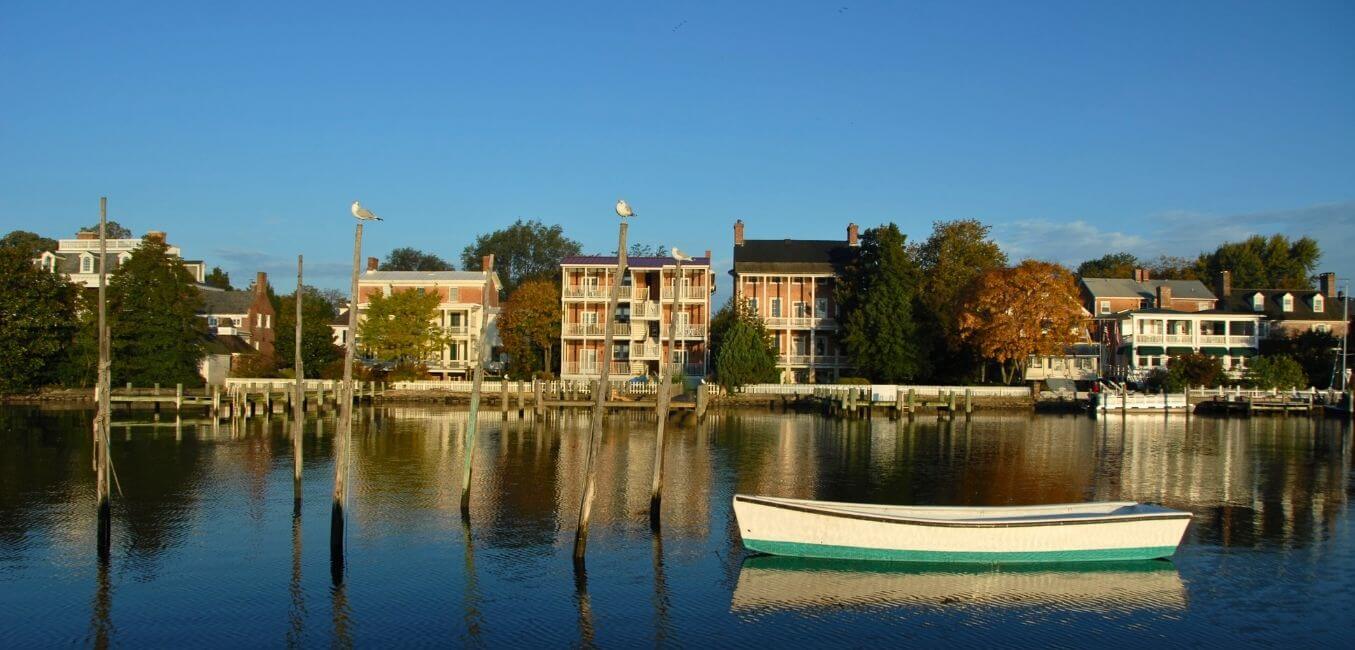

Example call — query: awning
[1230,347,1258,357]
[1166,346,1193,356]
[1201,347,1229,357]
[1136,346,1165,355]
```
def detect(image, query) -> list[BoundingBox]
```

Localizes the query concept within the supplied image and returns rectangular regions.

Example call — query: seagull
[615,199,635,218]
[351,200,383,221]
[671,247,692,262]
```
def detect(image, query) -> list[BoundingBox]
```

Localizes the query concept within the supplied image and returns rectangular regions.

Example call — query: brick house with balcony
[37,229,205,287]
[730,219,859,383]
[559,254,714,381]
[341,256,502,379]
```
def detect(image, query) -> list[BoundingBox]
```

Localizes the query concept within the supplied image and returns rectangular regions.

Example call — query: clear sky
[2,1,1352,294]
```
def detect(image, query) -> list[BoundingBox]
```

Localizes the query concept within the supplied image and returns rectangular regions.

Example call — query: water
[1,405,1352,647]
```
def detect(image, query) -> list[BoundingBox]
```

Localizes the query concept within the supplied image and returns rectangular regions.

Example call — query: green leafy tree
[1145,255,1198,281]
[107,235,207,387]
[0,230,58,257]
[1261,330,1340,388]
[358,289,449,364]
[0,247,79,393]
[1195,234,1320,289]
[627,242,668,257]
[203,266,232,290]
[1166,353,1225,389]
[383,247,455,271]
[275,286,344,378]
[80,221,132,239]
[840,223,928,382]
[1077,252,1139,279]
[1245,355,1308,389]
[913,219,1007,382]
[713,298,779,390]
[499,278,562,378]
[461,219,582,292]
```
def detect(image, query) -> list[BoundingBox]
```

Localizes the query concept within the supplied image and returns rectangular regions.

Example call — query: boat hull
[734,496,1191,564]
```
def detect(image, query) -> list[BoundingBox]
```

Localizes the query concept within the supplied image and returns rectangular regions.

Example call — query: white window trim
[1281,293,1293,312]
[1099,300,1111,315]
[1313,295,1324,312]
[1252,293,1265,311]
[80,253,94,274]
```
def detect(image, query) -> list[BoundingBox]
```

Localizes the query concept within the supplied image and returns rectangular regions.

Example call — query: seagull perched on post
[615,199,635,218]
[351,201,383,221]
[671,247,692,262]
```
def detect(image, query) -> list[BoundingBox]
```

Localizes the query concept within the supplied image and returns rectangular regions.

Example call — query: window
[80,255,93,274]
[1252,293,1265,311]
[793,301,808,318]
[612,343,628,360]
[255,313,262,328]
[583,276,599,291]
[581,311,599,325]
[1281,294,1293,312]
[1313,295,1324,312]
[1099,300,1110,315]
[1030,357,1044,369]
[208,317,218,327]
[816,298,828,317]
[581,348,597,370]
[1137,356,1149,367]
[748,297,759,314]
[770,297,782,318]
[814,337,825,356]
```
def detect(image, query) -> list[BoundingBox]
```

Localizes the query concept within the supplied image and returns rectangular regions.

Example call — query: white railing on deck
[735,383,1032,400]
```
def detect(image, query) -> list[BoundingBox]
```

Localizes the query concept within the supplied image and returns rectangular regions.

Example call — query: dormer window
[117,252,131,266]
[1281,293,1293,312]
[1252,293,1264,311]
[1313,294,1324,312]
[80,254,94,274]
[40,252,57,272]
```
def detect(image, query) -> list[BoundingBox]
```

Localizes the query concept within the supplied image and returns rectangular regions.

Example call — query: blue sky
[2,1,1352,294]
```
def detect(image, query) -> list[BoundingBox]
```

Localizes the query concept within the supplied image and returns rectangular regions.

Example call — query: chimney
[1156,284,1172,309]
[255,272,268,296]
[482,254,494,272]
[734,220,745,247]
[847,223,859,247]
[1133,267,1149,283]
[1319,272,1336,298]
[704,249,711,261]
[77,230,97,240]
[1216,270,1232,298]
[366,257,379,272]
[145,231,166,243]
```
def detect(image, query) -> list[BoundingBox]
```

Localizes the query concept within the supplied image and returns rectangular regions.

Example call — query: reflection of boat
[733,495,1192,563]
[731,556,1187,611]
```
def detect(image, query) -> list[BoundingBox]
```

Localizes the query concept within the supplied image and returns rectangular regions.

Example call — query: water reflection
[732,556,1187,612]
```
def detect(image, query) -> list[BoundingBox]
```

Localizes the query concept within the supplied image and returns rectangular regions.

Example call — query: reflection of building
[334,256,502,379]
[731,220,859,383]
[559,254,714,380]
[36,229,205,287]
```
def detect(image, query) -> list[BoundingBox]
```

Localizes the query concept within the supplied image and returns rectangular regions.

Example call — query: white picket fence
[735,384,1031,401]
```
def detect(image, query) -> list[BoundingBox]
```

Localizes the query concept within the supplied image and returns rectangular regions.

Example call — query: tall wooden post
[332,222,363,567]
[460,256,493,518]
[293,255,305,503]
[94,196,112,559]
[574,219,628,561]
[649,255,682,529]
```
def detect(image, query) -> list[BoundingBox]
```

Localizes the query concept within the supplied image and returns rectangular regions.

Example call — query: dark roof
[561,256,711,268]
[1080,277,1216,301]
[198,289,255,314]
[1220,289,1346,321]
[204,334,255,355]
[732,239,858,274]
[1121,307,1259,316]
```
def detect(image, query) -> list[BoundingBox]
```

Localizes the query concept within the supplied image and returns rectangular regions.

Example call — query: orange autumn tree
[957,260,1083,384]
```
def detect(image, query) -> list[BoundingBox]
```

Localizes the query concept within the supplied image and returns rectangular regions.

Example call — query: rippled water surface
[2,405,1352,647]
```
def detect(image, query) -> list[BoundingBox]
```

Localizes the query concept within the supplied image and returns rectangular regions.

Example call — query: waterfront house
[37,229,205,288]
[730,220,859,383]
[559,253,714,381]
[1214,271,1349,338]
[1025,344,1102,384]
[196,272,276,382]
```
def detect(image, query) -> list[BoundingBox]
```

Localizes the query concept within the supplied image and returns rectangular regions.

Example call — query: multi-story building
[198,272,277,357]
[336,256,501,380]
[1215,271,1349,338]
[36,229,205,287]
[730,219,859,383]
[559,254,714,381]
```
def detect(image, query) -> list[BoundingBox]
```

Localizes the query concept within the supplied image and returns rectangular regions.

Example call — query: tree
[0,230,58,258]
[1166,353,1225,389]
[81,221,132,239]
[1077,252,1139,279]
[1145,255,1198,281]
[708,297,741,369]
[713,298,779,390]
[107,235,207,387]
[957,260,1083,384]
[275,286,344,378]
[499,278,562,378]
[383,247,455,271]
[0,247,79,393]
[461,219,582,292]
[203,266,232,290]
[1195,234,1320,289]
[358,289,448,365]
[839,223,928,382]
[627,242,667,257]
[913,219,1008,382]
[1246,355,1308,389]
[1261,330,1340,389]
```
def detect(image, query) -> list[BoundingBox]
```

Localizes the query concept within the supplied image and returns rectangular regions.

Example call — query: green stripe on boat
[744,540,1179,563]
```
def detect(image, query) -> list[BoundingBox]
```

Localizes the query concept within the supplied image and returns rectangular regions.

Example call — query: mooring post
[500,379,509,418]
[965,388,972,416]
[332,220,365,570]
[650,254,683,530]
[461,255,493,518]
[94,196,112,560]
[176,383,184,411]
[516,380,525,417]
[534,379,544,418]
[294,254,305,503]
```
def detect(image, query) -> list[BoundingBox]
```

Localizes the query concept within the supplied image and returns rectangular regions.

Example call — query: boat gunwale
[734,495,1193,529]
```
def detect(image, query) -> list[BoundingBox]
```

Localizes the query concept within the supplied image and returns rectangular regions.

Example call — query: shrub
[836,377,871,385]
[1246,355,1308,390]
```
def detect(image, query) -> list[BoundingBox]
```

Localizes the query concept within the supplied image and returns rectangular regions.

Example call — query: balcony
[660,287,709,302]
[445,325,470,337]
[675,324,706,339]
[632,301,661,319]
[632,341,662,359]
[766,316,836,330]
[563,323,606,337]
[781,354,847,367]
[561,361,636,377]
[563,286,610,300]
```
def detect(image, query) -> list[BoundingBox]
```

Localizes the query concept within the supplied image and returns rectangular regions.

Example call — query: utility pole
[461,256,493,518]
[293,255,304,505]
[95,196,112,560]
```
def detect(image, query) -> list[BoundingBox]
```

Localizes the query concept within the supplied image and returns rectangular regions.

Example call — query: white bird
[671,247,692,262]
[615,199,635,218]
[351,201,383,221]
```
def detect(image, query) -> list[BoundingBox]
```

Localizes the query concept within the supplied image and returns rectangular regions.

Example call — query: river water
[1,406,1351,647]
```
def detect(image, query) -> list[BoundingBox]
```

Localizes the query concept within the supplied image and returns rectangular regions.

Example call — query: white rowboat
[733,495,1192,564]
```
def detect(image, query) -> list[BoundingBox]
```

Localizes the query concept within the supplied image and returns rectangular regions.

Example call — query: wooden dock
[791,386,975,419]
[109,380,384,419]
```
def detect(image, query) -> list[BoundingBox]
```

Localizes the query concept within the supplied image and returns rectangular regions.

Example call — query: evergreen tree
[0,247,78,393]
[713,298,778,390]
[839,223,928,382]
[275,286,344,378]
[107,236,207,387]
[203,266,232,290]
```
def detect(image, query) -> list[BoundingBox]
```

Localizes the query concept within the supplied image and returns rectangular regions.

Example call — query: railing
[631,301,661,318]
[660,287,709,301]
[630,288,654,301]
[683,362,707,376]
[561,361,633,376]
[1229,335,1258,346]
[780,354,847,367]
[632,342,662,359]
[563,286,609,300]
[563,323,606,337]
[675,324,706,338]
[445,326,470,336]
[766,316,836,329]
[1199,335,1227,345]
[735,383,1032,399]
[1164,334,1193,344]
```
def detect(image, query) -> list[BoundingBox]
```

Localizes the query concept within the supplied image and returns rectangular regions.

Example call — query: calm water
[1,405,1352,647]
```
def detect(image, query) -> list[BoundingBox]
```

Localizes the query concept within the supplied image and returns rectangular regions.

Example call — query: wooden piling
[293,255,305,501]
[516,380,525,417]
[500,379,509,417]
[460,256,493,518]
[534,379,544,418]
[175,383,183,411]
[964,389,972,416]
[332,221,365,565]
[94,196,112,559]
[650,255,682,530]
